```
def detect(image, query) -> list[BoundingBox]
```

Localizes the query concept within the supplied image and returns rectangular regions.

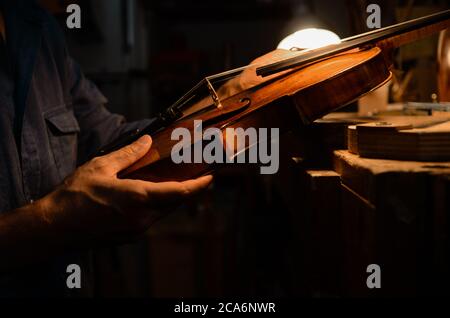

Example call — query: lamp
[277,28,341,50]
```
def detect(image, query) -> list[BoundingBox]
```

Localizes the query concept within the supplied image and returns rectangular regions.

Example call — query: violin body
[120,47,391,182]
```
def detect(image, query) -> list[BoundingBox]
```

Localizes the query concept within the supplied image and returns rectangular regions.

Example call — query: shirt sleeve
[67,56,154,163]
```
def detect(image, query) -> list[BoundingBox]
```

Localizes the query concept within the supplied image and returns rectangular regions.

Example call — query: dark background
[39,0,449,297]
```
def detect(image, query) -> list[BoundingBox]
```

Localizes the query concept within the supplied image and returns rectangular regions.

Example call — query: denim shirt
[0,1,152,296]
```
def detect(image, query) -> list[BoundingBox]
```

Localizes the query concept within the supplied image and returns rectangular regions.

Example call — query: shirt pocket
[44,106,80,180]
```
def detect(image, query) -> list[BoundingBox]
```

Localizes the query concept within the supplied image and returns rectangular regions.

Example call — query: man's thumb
[102,135,152,175]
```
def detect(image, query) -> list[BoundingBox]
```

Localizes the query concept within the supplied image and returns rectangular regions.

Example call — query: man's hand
[40,134,213,245]
[0,135,212,272]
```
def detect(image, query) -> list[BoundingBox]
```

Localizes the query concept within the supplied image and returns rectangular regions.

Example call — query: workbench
[277,113,450,297]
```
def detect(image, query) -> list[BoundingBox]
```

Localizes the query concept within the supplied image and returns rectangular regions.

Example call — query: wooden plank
[348,115,450,161]
[303,170,343,296]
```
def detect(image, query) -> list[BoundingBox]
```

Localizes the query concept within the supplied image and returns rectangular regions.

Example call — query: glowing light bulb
[277,28,341,50]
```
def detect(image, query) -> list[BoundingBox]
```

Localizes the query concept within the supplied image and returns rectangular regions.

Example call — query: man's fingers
[96,135,152,175]
[113,175,213,208]
[148,175,213,197]
[145,175,213,208]
[180,175,214,194]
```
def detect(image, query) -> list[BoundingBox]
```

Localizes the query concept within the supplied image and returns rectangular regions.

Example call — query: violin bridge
[205,78,224,110]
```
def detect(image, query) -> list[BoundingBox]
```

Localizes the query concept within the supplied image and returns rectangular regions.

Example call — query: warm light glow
[277,28,341,50]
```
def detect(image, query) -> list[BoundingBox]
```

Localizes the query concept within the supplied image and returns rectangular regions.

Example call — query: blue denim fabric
[0,1,153,296]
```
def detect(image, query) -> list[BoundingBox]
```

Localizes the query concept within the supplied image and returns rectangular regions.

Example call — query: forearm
[0,197,72,273]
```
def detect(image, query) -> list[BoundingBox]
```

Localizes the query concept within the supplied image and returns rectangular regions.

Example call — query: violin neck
[257,9,450,77]
[375,18,450,50]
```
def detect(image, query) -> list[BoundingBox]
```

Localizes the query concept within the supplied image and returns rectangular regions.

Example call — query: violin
[98,9,450,182]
